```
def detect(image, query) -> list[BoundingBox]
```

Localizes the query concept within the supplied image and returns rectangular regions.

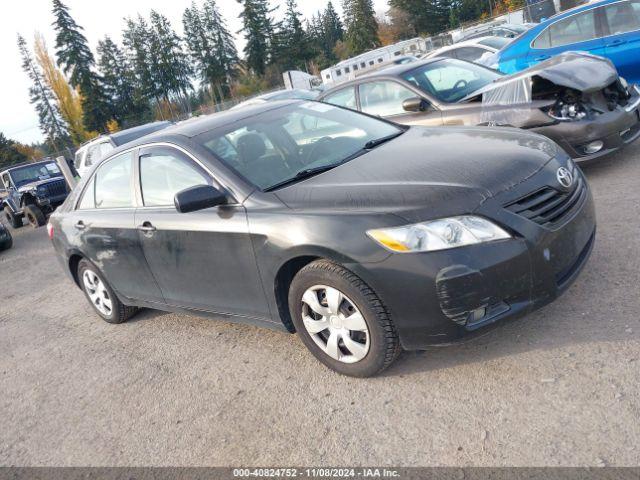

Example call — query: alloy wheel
[300,285,370,363]
[82,270,113,317]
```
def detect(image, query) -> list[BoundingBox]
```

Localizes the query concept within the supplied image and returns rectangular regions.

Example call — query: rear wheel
[288,260,401,377]
[77,259,139,324]
[24,205,46,228]
[4,207,22,229]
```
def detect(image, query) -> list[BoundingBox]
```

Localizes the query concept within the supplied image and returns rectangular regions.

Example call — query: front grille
[504,174,586,229]
[44,180,67,197]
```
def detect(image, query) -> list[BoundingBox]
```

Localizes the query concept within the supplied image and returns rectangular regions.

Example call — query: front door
[357,79,443,126]
[134,145,270,319]
[602,0,640,84]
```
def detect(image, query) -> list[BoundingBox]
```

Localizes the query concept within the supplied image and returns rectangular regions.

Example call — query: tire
[77,259,139,324]
[288,260,401,377]
[24,205,46,228]
[0,233,12,251]
[4,206,22,229]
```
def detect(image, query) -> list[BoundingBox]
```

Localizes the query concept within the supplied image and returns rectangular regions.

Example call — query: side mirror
[402,97,429,113]
[174,185,227,213]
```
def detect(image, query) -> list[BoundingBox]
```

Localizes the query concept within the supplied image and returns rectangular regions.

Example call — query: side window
[604,1,640,35]
[359,81,417,117]
[454,47,488,62]
[1,174,11,189]
[94,152,134,209]
[532,28,551,49]
[547,10,597,47]
[77,176,95,210]
[323,87,357,110]
[140,149,210,207]
[99,142,114,158]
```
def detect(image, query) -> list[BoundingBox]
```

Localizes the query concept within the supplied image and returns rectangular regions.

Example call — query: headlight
[367,216,511,253]
[36,186,47,196]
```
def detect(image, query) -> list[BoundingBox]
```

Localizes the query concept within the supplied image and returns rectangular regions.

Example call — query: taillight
[47,222,54,239]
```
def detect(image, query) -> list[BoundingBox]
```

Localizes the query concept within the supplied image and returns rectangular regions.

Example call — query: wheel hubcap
[83,270,112,317]
[301,285,369,364]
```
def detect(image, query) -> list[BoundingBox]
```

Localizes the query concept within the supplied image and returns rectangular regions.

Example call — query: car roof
[109,121,173,146]
[427,36,499,57]
[542,0,614,23]
[1,159,56,174]
[107,100,304,151]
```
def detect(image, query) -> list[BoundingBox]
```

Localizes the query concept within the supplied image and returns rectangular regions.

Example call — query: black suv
[1,160,70,228]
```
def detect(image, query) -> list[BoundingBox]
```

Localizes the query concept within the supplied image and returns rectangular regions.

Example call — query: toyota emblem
[557,167,573,189]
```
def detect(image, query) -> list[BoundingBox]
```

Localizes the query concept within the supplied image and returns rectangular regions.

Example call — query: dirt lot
[1,145,639,467]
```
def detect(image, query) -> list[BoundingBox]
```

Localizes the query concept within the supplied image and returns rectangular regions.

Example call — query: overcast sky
[0,0,390,145]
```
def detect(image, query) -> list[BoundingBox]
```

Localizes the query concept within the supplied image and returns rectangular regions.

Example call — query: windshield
[197,102,402,191]
[402,59,502,103]
[8,162,63,188]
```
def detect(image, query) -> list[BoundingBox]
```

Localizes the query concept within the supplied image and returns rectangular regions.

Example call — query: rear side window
[140,149,210,207]
[604,0,640,35]
[94,152,134,209]
[536,10,597,48]
[323,87,357,109]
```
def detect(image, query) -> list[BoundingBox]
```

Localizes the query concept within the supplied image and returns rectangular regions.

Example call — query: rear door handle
[74,221,86,230]
[534,55,550,61]
[137,221,156,233]
[606,39,627,47]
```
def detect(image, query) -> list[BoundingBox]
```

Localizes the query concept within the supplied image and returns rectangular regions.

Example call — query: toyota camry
[48,101,596,377]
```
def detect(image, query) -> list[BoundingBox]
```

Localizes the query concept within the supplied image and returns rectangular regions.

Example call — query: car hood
[17,177,65,193]
[463,52,619,103]
[275,126,559,222]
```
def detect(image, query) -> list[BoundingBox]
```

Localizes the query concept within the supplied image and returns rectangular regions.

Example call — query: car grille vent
[45,180,68,197]
[504,175,586,228]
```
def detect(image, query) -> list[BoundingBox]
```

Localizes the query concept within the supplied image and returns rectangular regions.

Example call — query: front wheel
[77,259,139,324]
[288,260,401,377]
[24,205,46,228]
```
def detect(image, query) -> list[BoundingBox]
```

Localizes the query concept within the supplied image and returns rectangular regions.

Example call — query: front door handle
[137,221,156,233]
[534,55,550,61]
[74,221,86,230]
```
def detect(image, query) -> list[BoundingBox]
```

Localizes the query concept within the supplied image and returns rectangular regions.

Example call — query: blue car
[493,0,640,84]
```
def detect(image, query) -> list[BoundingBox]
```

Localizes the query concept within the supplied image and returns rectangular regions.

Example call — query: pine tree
[97,36,148,126]
[323,1,344,50]
[342,0,380,56]
[149,10,193,104]
[122,16,158,105]
[390,0,451,34]
[237,0,275,75]
[16,34,71,154]
[184,0,238,99]
[276,0,313,71]
[51,0,112,132]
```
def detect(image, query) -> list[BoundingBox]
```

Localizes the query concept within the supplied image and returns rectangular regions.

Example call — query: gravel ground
[0,144,639,467]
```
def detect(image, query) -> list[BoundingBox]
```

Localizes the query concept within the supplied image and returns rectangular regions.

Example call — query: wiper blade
[264,164,338,192]
[364,131,404,150]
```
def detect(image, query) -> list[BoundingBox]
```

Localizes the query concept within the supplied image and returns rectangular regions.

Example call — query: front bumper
[531,95,640,163]
[348,171,596,350]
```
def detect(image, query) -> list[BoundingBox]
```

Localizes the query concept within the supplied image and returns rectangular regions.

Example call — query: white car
[424,36,512,65]
[230,89,319,110]
[74,121,172,177]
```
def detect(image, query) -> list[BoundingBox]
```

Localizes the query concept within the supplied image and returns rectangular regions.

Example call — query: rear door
[133,145,269,318]
[527,7,606,65]
[602,0,640,83]
[67,150,165,303]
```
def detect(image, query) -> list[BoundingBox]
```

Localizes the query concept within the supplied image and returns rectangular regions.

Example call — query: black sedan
[48,101,595,377]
